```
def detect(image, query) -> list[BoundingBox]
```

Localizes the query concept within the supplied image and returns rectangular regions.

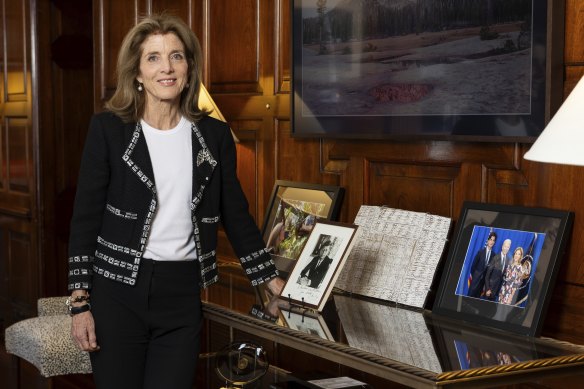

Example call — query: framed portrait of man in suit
[433,202,573,337]
[280,221,358,312]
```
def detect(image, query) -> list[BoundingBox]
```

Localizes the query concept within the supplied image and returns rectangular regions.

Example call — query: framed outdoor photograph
[261,180,344,274]
[281,309,334,341]
[291,0,564,141]
[280,221,359,312]
[432,202,573,337]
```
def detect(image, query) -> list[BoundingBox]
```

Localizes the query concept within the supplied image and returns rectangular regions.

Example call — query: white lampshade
[524,76,584,166]
[198,83,239,143]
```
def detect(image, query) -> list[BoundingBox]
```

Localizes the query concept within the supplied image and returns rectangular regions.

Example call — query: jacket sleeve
[67,115,110,291]
[217,125,278,286]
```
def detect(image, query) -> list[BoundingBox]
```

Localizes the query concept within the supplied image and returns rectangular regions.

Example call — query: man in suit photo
[484,238,511,301]
[468,231,498,298]
[298,238,334,289]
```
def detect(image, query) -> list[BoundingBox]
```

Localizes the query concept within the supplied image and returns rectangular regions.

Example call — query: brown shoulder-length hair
[105,13,209,123]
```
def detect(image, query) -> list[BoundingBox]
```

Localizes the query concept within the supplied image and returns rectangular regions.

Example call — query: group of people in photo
[461,342,521,369]
[467,231,532,306]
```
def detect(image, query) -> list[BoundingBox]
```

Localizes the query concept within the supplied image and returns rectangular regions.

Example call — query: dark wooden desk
[200,263,584,388]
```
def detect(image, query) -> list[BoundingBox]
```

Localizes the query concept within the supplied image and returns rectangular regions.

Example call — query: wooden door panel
[369,163,458,217]
[565,0,584,64]
[5,119,31,194]
[3,0,29,99]
[151,0,190,17]
[0,217,36,326]
[208,0,260,93]
[93,0,149,108]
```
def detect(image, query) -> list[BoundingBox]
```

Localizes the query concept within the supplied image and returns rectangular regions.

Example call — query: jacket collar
[191,121,217,211]
[122,122,157,195]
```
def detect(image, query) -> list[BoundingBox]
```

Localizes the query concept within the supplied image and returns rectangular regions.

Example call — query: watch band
[68,302,91,316]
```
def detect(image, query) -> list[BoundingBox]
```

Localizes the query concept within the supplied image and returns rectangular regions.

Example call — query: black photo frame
[427,315,563,372]
[261,180,344,274]
[291,0,564,141]
[432,202,573,337]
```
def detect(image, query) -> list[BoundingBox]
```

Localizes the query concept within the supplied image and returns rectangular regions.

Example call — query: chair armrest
[38,297,69,316]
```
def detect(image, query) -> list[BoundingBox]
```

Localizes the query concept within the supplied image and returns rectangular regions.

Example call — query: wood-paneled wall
[4,0,584,372]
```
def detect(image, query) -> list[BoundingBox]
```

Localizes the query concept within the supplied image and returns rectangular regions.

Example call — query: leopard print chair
[4,296,92,377]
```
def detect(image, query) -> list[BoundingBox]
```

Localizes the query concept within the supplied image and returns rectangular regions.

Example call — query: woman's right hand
[71,311,100,352]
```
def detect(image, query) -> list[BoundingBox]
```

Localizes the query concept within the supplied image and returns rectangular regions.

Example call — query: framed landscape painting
[291,0,564,141]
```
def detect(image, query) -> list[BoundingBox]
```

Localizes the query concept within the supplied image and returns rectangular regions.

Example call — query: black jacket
[468,246,495,297]
[300,255,333,288]
[68,111,277,291]
[485,252,507,299]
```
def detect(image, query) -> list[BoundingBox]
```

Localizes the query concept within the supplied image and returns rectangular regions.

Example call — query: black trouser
[89,258,202,389]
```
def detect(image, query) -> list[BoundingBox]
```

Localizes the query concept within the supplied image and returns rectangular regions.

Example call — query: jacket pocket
[100,204,137,245]
[106,203,138,220]
[200,215,220,224]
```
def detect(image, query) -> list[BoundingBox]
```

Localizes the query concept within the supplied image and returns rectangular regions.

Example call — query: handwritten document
[334,206,451,308]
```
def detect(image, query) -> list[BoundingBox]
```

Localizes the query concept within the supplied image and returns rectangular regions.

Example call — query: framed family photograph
[261,180,344,274]
[291,0,564,141]
[280,221,359,312]
[432,202,573,337]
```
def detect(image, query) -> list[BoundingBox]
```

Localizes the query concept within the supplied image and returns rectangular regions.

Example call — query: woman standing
[66,14,283,389]
[498,247,529,305]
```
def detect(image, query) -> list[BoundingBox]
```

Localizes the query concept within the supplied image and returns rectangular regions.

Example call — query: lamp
[198,83,239,143]
[524,76,584,166]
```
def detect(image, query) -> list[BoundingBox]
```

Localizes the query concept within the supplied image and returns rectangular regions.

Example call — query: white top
[141,116,197,261]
